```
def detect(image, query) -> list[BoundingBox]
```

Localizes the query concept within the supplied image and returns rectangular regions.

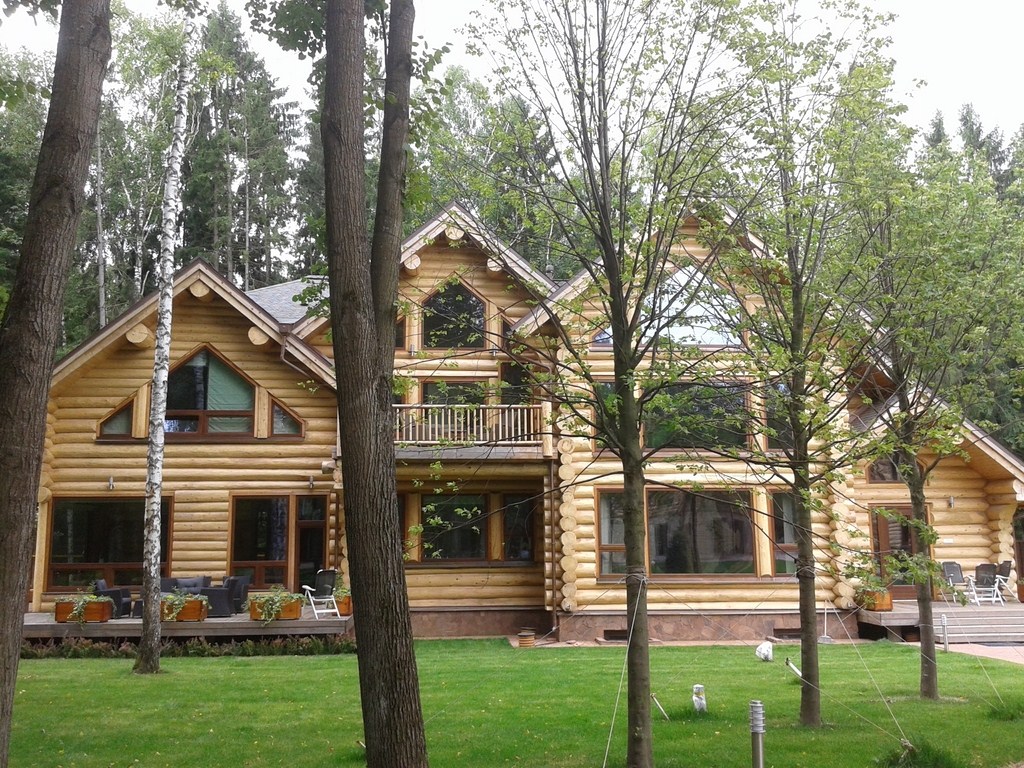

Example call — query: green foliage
[21,634,355,659]
[876,739,968,768]
[244,586,305,624]
[160,589,210,620]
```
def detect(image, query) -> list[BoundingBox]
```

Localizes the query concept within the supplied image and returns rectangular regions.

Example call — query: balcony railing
[393,403,551,454]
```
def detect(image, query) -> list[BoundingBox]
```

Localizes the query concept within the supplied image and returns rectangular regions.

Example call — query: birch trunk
[0,3,111,764]
[134,15,198,675]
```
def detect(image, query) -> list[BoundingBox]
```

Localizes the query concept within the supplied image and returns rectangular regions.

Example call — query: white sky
[2,0,1021,138]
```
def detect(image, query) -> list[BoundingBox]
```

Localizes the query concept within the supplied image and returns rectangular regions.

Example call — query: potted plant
[54,592,114,624]
[334,585,352,616]
[161,590,210,622]
[245,586,305,624]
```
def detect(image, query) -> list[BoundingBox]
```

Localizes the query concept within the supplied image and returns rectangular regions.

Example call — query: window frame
[770,491,799,577]
[47,496,171,591]
[642,382,752,452]
[596,486,760,580]
[164,347,256,439]
[421,281,487,350]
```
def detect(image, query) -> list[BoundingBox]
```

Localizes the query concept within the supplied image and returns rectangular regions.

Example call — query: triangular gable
[400,202,556,296]
[52,259,335,392]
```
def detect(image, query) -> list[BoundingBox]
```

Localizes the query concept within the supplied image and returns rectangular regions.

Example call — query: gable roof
[400,202,556,296]
[52,259,335,391]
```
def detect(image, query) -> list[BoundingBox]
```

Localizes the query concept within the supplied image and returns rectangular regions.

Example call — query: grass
[10,639,1024,767]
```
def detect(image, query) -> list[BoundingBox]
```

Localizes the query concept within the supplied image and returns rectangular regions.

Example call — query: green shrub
[876,738,967,768]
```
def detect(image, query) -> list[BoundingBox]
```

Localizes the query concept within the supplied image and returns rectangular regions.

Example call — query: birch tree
[0,2,110,763]
[134,13,198,675]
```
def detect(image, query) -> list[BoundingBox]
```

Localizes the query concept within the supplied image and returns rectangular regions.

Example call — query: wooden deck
[858,598,1024,644]
[23,607,352,641]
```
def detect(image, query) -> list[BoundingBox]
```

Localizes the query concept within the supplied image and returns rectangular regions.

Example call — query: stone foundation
[555,609,861,643]
[409,607,552,638]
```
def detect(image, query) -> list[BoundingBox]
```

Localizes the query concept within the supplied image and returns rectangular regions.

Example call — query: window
[48,498,169,589]
[166,349,255,436]
[99,404,132,437]
[422,380,486,406]
[295,496,327,588]
[771,492,799,575]
[395,315,407,349]
[646,265,741,347]
[648,490,753,574]
[422,282,485,349]
[421,494,487,560]
[271,401,302,436]
[406,491,537,564]
[230,494,327,589]
[764,382,794,451]
[867,456,902,483]
[502,494,535,561]
[598,489,754,577]
[644,383,749,451]
[232,496,289,587]
[598,492,627,575]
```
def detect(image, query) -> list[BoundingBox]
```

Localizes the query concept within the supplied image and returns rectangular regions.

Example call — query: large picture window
[408,491,538,564]
[598,489,754,577]
[166,348,255,436]
[644,383,749,451]
[422,282,485,349]
[421,494,487,560]
[48,498,169,589]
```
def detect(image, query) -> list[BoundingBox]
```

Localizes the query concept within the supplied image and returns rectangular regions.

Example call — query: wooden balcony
[393,402,553,459]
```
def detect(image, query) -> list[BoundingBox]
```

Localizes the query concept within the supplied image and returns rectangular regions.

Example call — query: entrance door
[294,496,327,589]
[871,506,919,599]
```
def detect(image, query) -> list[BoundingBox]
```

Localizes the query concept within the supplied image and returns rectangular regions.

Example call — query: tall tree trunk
[134,15,197,674]
[0,2,111,763]
[323,1,427,766]
[903,457,938,699]
[622,448,653,768]
[95,132,107,327]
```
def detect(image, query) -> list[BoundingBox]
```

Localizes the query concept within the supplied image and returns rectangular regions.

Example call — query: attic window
[271,401,302,436]
[422,282,485,349]
[99,404,132,437]
[165,349,254,436]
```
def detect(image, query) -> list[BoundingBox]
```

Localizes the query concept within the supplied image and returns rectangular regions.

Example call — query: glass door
[294,496,327,589]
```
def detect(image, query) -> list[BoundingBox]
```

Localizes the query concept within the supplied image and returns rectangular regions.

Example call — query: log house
[29,203,1024,640]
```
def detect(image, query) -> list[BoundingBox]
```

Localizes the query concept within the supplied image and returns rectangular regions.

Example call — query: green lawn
[11,639,1024,767]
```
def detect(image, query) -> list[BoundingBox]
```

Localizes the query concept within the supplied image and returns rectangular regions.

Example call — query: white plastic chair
[301,568,341,619]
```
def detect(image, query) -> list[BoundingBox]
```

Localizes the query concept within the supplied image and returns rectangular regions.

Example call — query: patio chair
[302,569,341,619]
[967,563,1005,606]
[94,579,132,618]
[996,560,1014,601]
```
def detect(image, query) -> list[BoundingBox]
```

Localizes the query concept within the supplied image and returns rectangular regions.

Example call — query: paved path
[946,643,1024,666]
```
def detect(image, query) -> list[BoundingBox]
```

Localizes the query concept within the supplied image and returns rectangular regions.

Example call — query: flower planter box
[54,600,113,623]
[161,598,208,622]
[336,595,352,616]
[857,590,892,611]
[248,599,302,622]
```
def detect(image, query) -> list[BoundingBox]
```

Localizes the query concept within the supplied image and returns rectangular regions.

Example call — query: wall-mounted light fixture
[108,476,115,491]
[308,475,315,490]
[948,496,955,509]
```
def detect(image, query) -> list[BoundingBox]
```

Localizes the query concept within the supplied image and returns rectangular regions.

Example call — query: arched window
[422,282,485,349]
[166,348,255,436]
